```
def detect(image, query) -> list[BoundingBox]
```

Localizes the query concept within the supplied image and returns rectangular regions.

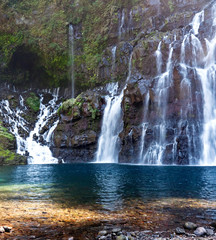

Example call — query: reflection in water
[0,164,215,210]
[94,164,123,210]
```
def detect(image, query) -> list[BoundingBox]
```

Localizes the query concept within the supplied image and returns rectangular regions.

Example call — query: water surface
[0,164,215,211]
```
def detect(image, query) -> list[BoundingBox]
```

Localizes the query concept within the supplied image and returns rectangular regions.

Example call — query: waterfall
[96,53,133,163]
[139,43,173,165]
[119,9,125,41]
[111,46,117,79]
[69,24,75,98]
[155,41,162,75]
[191,10,204,35]
[197,3,216,165]
[139,92,150,162]
[0,89,60,164]
[176,2,216,165]
[133,2,216,166]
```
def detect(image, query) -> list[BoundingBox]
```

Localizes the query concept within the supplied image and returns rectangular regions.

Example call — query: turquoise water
[0,164,215,210]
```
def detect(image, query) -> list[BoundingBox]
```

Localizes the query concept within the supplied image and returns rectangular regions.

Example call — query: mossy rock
[0,121,27,165]
[0,148,27,165]
[26,92,40,112]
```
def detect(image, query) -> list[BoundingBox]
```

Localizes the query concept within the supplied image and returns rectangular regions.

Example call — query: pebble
[99,230,108,236]
[175,227,185,235]
[112,228,122,233]
[194,227,207,236]
[116,234,126,240]
[94,226,214,240]
[184,221,197,230]
[128,236,134,240]
[99,236,107,240]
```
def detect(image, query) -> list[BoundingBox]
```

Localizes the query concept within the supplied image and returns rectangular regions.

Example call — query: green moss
[142,41,149,51]
[168,0,174,12]
[0,0,147,89]
[88,104,98,120]
[0,121,26,165]
[60,98,75,113]
[26,92,40,112]
[125,102,130,112]
[0,148,15,162]
[0,32,23,64]
[0,123,14,141]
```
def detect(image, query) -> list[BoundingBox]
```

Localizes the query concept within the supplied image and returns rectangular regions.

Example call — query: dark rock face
[53,90,105,163]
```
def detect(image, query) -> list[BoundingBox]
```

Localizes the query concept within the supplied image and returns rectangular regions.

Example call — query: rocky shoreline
[0,198,215,240]
[0,221,215,239]
[96,222,216,240]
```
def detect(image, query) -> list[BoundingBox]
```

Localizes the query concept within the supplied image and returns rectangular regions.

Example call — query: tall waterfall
[139,43,174,165]
[0,89,60,164]
[96,53,133,163]
[96,2,216,165]
[198,4,216,165]
[69,24,75,98]
[137,2,216,165]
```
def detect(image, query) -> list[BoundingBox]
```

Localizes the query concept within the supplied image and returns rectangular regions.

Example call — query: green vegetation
[58,92,100,120]
[0,122,14,142]
[26,92,40,112]
[0,32,23,64]
[0,121,26,165]
[168,0,174,12]
[0,0,145,89]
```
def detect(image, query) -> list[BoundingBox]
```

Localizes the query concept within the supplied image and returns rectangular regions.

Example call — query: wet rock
[116,235,126,240]
[175,227,185,235]
[99,236,107,240]
[53,90,104,163]
[3,226,12,232]
[33,133,38,141]
[112,228,122,234]
[183,222,197,230]
[98,230,108,236]
[211,222,216,229]
[128,236,135,240]
[194,227,207,236]
[206,228,214,236]
[29,236,36,239]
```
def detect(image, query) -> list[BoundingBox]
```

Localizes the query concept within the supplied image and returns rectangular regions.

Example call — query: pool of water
[0,164,215,210]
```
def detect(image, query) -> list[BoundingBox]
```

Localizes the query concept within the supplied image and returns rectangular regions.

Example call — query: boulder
[183,222,197,230]
[194,227,207,236]
[175,227,185,235]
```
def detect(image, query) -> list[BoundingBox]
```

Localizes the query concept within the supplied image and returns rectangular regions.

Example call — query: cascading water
[139,92,149,162]
[119,10,125,41]
[96,53,133,163]
[197,3,216,166]
[137,1,216,165]
[69,24,75,98]
[0,89,60,164]
[111,46,117,80]
[139,42,174,165]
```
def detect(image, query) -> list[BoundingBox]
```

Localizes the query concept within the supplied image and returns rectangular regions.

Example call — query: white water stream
[96,53,133,163]
[0,89,60,164]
